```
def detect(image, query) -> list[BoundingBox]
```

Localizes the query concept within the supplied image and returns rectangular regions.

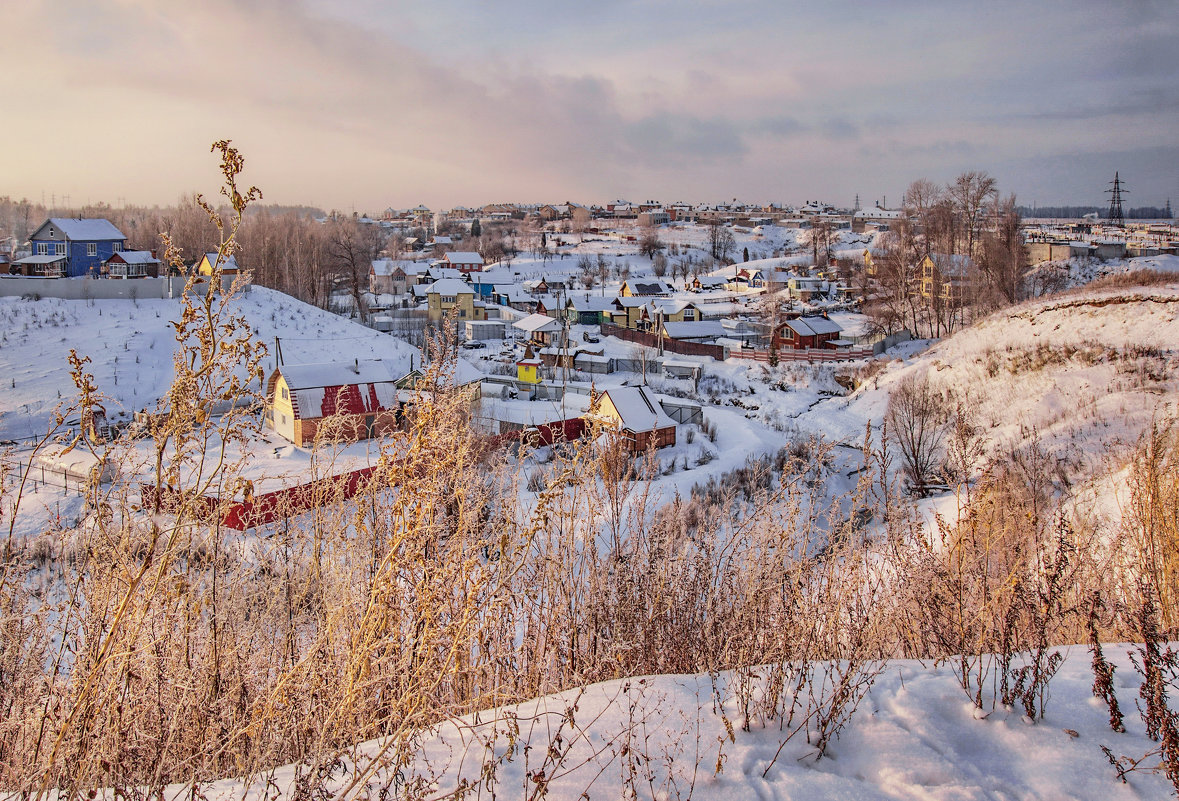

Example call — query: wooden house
[593,386,677,452]
[103,250,161,278]
[426,278,485,322]
[620,279,673,297]
[196,252,240,276]
[441,251,485,273]
[266,360,403,447]
[774,315,844,350]
[22,218,126,278]
[919,254,974,305]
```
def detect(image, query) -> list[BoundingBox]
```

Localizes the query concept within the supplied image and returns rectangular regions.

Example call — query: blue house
[22,218,128,278]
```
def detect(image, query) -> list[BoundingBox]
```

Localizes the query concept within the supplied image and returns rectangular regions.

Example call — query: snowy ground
[178,647,1177,800]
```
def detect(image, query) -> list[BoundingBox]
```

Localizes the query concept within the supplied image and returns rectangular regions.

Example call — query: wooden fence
[729,347,873,363]
[600,323,727,360]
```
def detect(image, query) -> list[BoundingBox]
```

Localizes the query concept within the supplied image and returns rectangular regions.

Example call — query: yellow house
[195,252,240,276]
[517,345,542,384]
[590,386,677,452]
[863,249,877,278]
[426,278,484,322]
[266,360,403,447]
[919,254,973,304]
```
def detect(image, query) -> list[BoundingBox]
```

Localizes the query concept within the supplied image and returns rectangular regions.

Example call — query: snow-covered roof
[513,313,563,334]
[202,252,239,269]
[567,295,617,312]
[38,218,126,241]
[601,386,675,432]
[444,251,484,265]
[13,254,68,264]
[276,359,403,420]
[279,360,402,391]
[784,316,842,337]
[623,279,672,296]
[371,259,415,277]
[662,321,728,340]
[427,278,473,296]
[107,250,159,264]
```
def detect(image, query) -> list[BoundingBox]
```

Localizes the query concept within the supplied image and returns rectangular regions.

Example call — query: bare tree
[978,194,1028,306]
[885,373,951,495]
[706,219,735,261]
[328,219,385,323]
[639,229,663,259]
[948,171,998,260]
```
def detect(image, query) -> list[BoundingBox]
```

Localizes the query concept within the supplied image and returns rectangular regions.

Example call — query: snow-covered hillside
[0,286,421,441]
[185,647,1177,800]
[798,278,1179,478]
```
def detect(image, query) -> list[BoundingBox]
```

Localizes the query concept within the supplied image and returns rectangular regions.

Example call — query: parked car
[461,340,487,350]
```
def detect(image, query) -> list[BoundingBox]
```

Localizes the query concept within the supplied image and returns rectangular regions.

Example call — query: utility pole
[1106,172,1127,228]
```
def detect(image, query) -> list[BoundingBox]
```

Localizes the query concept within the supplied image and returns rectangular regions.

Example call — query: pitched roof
[443,251,484,264]
[426,278,473,295]
[107,250,159,264]
[662,320,728,340]
[276,360,403,420]
[784,316,842,337]
[513,312,563,334]
[601,387,675,432]
[37,218,126,241]
[623,279,672,296]
[370,258,415,277]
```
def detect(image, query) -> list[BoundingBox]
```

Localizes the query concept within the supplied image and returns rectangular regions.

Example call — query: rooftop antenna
[1106,172,1127,227]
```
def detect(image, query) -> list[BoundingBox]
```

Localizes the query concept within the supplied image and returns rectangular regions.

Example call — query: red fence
[729,347,873,363]
[484,417,586,449]
[141,419,588,531]
[141,465,380,531]
[600,323,727,360]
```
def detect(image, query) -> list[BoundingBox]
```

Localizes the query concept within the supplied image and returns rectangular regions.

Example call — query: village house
[196,252,240,276]
[592,386,677,452]
[566,294,617,325]
[691,275,729,292]
[513,312,564,347]
[620,279,673,297]
[369,259,422,295]
[441,251,485,273]
[266,359,403,447]
[15,218,127,278]
[102,250,161,278]
[919,254,974,305]
[426,278,484,322]
[774,315,845,350]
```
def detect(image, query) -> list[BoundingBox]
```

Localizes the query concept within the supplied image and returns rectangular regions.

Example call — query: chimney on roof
[353,358,359,374]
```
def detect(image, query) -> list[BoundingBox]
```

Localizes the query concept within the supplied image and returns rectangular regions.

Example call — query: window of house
[112,242,123,252]
[442,295,456,304]
[37,243,47,255]
[87,243,97,257]
[56,243,65,256]
[282,387,289,400]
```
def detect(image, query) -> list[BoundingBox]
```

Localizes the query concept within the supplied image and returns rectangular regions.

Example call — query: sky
[4,0,1178,213]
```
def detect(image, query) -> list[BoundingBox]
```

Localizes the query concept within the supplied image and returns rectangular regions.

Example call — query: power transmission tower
[1106,172,1127,227]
